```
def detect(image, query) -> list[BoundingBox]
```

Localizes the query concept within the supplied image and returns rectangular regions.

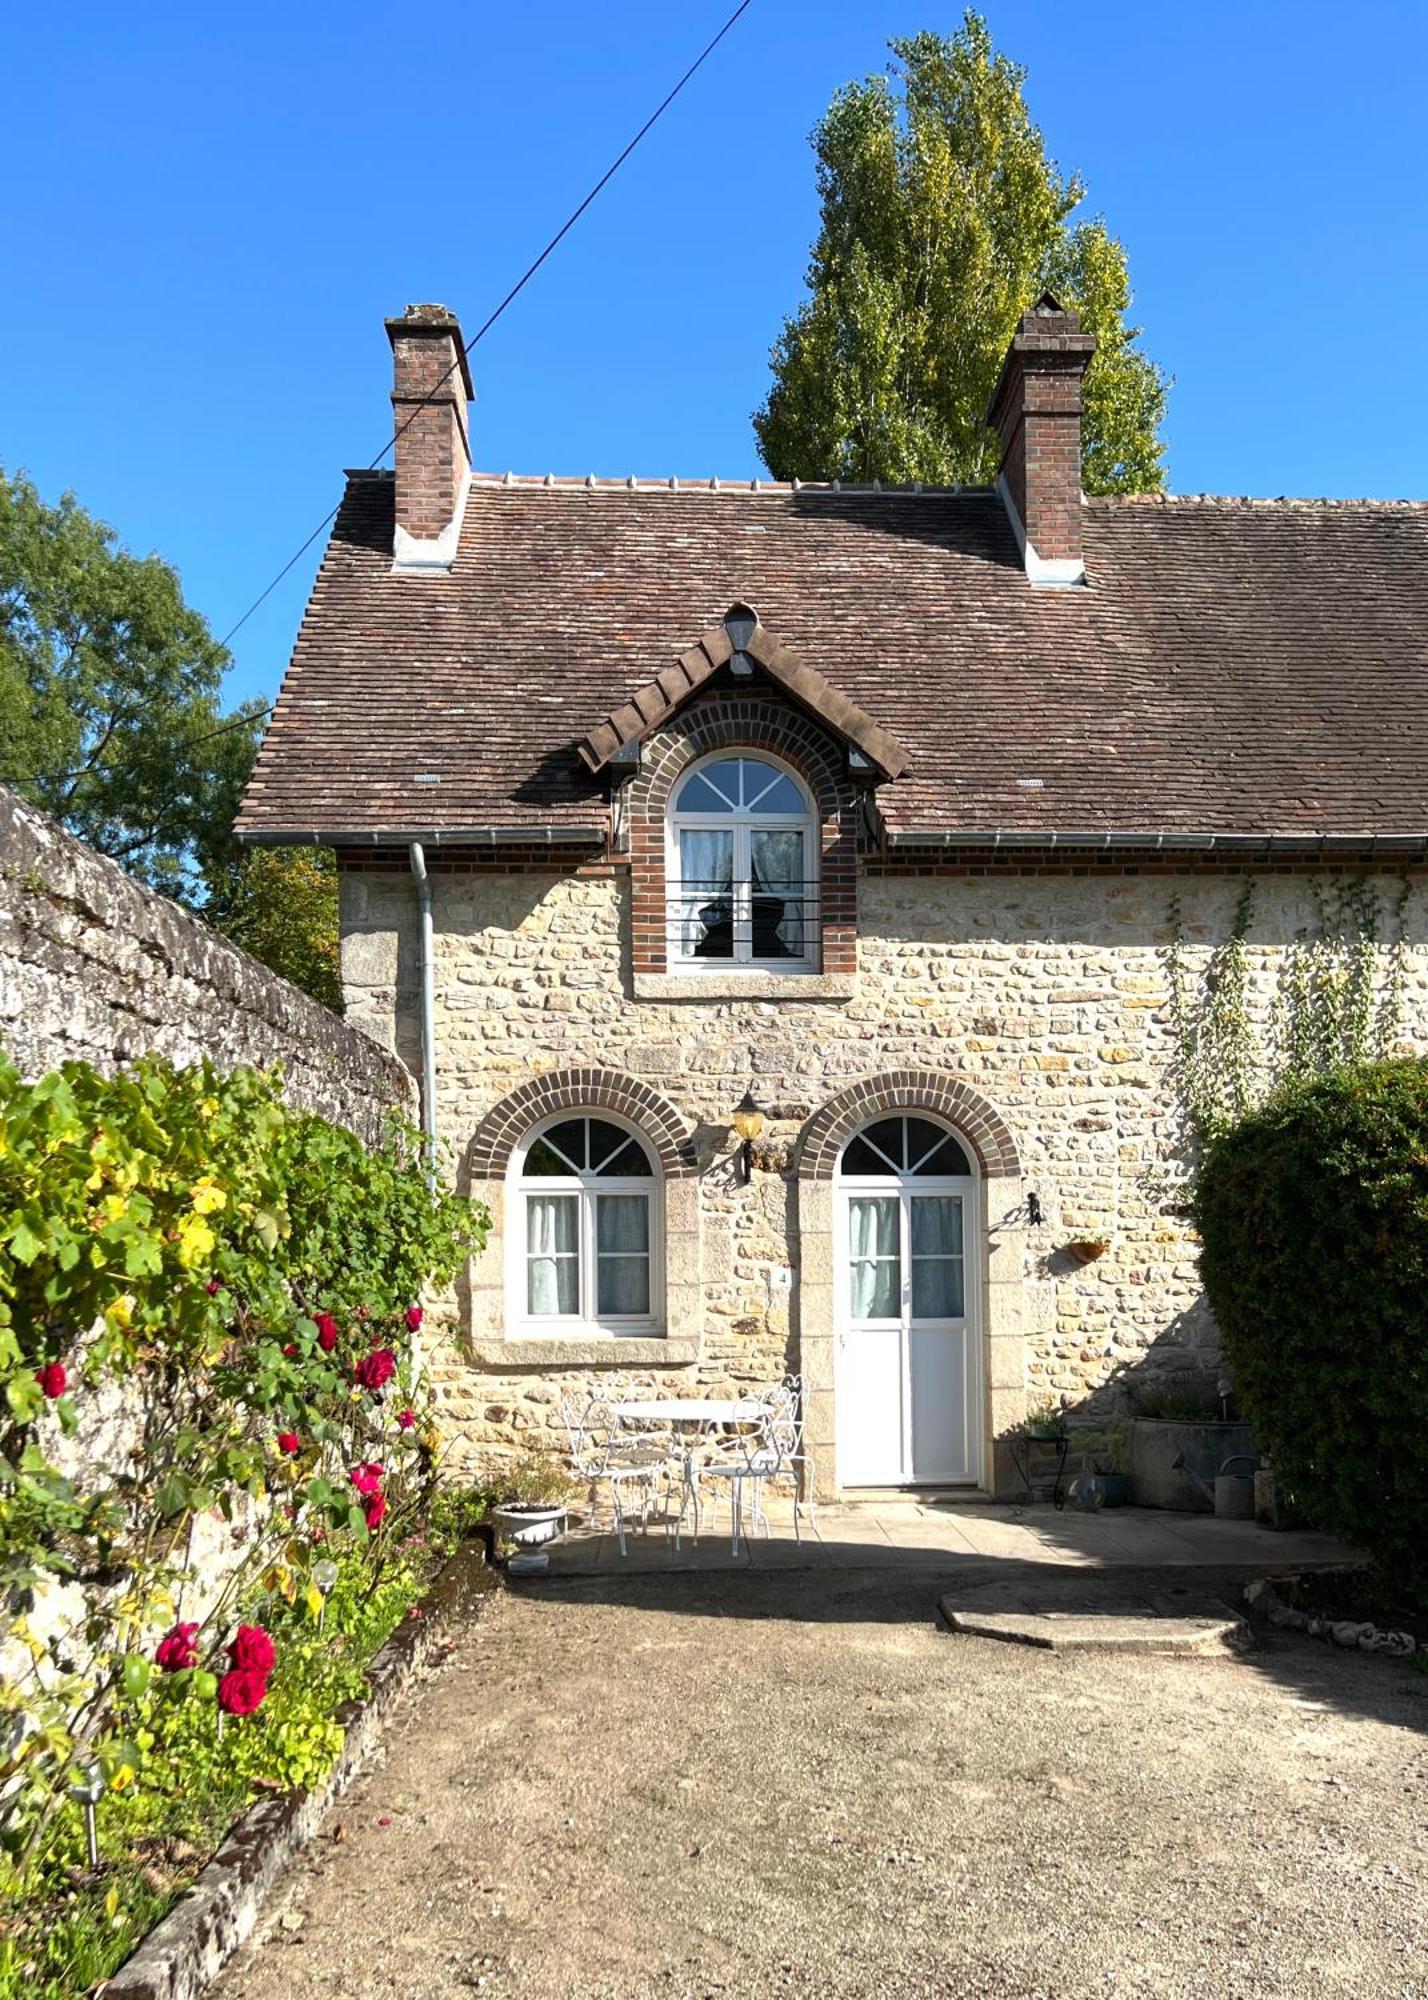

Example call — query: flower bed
[0,1050,490,1996]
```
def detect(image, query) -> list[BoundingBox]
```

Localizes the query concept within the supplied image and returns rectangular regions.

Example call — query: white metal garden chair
[693,1377,807,1557]
[559,1388,675,1558]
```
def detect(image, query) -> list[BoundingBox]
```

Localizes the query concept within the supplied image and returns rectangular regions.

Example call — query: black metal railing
[665,879,821,964]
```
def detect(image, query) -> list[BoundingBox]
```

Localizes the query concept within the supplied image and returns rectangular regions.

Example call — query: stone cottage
[236,299,1428,1495]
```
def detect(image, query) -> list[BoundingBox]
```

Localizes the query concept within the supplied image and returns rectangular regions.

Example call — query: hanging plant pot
[1066,1238,1110,1264]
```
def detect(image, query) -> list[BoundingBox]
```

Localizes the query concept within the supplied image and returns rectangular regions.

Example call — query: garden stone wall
[0,785,412,1137]
[0,787,417,1679]
[340,862,1428,1492]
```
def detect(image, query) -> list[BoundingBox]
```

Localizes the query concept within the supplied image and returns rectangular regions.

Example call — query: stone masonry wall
[0,784,412,1137]
[340,860,1428,1488]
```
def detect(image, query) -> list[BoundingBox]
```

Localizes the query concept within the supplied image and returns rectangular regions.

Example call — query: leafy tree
[754,15,1167,492]
[208,847,343,1014]
[0,466,265,897]
[0,467,341,1010]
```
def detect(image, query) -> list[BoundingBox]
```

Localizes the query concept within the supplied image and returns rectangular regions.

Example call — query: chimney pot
[986,294,1095,587]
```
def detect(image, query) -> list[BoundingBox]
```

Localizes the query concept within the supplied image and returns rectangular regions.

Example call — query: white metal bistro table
[612,1397,765,1427]
[611,1397,767,1550]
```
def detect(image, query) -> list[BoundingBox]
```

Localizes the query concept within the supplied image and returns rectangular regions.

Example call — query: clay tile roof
[235,472,1428,846]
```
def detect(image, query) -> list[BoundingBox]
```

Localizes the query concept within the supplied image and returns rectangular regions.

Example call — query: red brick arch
[628,690,860,978]
[798,1071,1021,1180]
[468,1067,695,1180]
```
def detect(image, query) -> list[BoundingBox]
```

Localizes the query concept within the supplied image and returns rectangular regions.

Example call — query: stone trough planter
[1130,1419,1256,1513]
[104,1539,497,2000]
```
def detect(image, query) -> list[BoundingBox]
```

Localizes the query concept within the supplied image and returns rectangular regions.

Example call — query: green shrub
[0,1048,486,1890]
[1193,1057,1428,1592]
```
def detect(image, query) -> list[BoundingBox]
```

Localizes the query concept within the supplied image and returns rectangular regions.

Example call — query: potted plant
[1018,1396,1066,1441]
[490,1448,579,1574]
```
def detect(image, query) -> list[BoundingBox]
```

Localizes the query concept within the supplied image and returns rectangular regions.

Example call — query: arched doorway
[834,1114,980,1486]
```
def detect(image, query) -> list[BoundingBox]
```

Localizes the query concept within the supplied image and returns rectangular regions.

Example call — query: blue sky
[5,1,1425,714]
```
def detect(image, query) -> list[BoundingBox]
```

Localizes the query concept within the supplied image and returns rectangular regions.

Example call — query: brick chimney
[986,294,1096,587]
[384,303,474,571]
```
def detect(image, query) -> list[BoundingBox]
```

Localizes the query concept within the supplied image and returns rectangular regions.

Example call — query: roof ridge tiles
[1089,491,1428,511]
[460,470,988,497]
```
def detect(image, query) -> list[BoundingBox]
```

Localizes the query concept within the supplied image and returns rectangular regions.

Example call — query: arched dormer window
[667,753,817,970]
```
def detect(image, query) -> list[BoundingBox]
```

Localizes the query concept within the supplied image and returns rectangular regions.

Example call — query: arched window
[512,1115,662,1335]
[667,753,817,969]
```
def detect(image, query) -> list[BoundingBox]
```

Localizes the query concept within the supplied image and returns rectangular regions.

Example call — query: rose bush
[0,1047,487,1923]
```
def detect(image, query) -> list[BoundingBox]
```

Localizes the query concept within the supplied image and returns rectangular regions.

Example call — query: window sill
[634,970,855,1002]
[470,1336,698,1368]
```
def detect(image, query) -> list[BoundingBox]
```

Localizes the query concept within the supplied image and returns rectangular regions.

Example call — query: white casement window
[667,753,818,971]
[511,1115,662,1337]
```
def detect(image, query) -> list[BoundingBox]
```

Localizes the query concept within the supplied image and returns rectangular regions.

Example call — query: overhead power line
[217,0,757,663]
[50,1,757,794]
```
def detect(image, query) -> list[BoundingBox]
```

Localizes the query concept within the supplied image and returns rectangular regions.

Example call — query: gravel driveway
[215,1564,1428,2000]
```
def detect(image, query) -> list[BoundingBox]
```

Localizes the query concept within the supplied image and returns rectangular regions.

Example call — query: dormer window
[667,754,818,971]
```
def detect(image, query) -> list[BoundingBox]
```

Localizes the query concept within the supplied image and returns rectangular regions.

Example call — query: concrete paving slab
[938,1591,1249,1654]
[544,1494,1359,1579]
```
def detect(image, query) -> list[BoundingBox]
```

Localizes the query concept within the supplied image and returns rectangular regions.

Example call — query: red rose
[364,1492,388,1532]
[228,1624,276,1676]
[35,1362,67,1400]
[155,1621,200,1673]
[354,1349,396,1392]
[350,1461,385,1497]
[404,1306,423,1333]
[217,1668,268,1717]
[205,1279,223,1295]
[277,1431,301,1456]
[396,1408,416,1430]
[314,1311,340,1353]
[283,1342,298,1359]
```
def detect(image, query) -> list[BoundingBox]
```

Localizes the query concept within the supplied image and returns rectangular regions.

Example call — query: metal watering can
[1170,1449,1259,1518]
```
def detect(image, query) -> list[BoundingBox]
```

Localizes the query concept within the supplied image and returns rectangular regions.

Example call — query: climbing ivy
[1167,876,1414,1145]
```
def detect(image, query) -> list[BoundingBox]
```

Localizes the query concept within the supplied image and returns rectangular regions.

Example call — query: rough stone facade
[341,852,1428,1495]
[0,784,412,1138]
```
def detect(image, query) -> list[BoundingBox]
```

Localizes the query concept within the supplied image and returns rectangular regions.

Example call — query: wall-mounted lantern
[731,1088,765,1184]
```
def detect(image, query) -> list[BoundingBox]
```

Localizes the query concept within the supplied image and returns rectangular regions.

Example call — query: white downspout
[407,841,438,1191]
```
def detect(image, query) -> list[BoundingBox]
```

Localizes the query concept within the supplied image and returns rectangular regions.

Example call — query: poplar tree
[754,15,1167,492]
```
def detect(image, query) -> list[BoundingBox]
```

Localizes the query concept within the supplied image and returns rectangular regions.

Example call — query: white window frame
[507,1111,665,1340]
[666,751,819,973]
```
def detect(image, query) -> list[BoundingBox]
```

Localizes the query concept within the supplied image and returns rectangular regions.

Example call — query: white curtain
[679,829,734,958]
[750,828,805,957]
[910,1196,963,1319]
[527,1194,577,1316]
[849,1197,899,1320]
[596,1195,650,1316]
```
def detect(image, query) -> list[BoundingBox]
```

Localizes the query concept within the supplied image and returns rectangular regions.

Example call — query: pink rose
[217,1669,268,1717]
[404,1306,423,1333]
[314,1312,340,1353]
[364,1492,388,1532]
[350,1462,385,1497]
[155,1621,200,1673]
[354,1349,396,1392]
[396,1408,416,1430]
[228,1624,276,1676]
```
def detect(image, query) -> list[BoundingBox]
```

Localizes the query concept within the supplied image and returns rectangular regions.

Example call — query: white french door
[836,1179,976,1486]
